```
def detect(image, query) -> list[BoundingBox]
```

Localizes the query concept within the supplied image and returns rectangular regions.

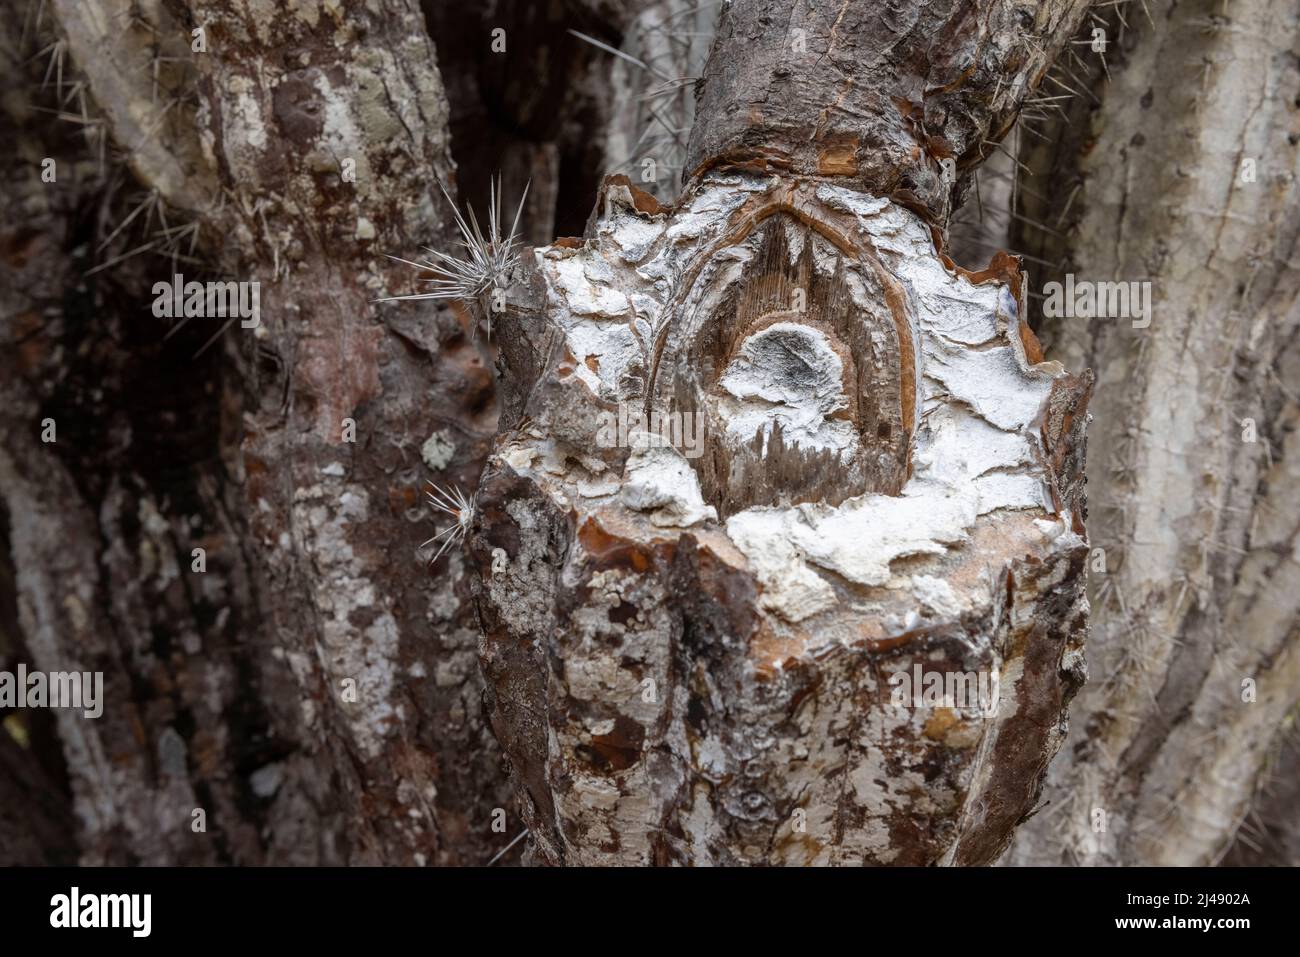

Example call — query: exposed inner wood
[666,214,910,514]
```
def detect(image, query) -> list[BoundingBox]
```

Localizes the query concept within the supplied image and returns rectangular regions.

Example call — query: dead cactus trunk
[467,0,1097,865]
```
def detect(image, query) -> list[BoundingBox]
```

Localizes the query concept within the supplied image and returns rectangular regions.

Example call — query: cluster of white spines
[379,176,528,338]
[422,482,474,564]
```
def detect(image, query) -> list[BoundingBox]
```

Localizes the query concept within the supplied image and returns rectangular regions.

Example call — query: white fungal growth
[716,321,859,456]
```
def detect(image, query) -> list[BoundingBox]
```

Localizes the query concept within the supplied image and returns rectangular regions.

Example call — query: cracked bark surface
[685,0,1092,224]
[469,0,1097,864]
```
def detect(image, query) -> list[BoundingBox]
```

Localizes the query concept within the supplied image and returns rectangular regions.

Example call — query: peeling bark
[470,0,1098,865]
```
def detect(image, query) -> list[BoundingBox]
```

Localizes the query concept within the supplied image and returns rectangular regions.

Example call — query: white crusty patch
[723,514,838,622]
[730,483,978,589]
[420,430,456,471]
[562,321,641,399]
[222,75,268,160]
[548,253,632,317]
[973,472,1047,515]
[911,574,966,618]
[529,175,1067,626]
[923,345,1051,432]
[621,445,718,527]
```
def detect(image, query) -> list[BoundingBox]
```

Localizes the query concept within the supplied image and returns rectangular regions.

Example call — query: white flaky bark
[469,172,1092,864]
[467,0,1099,867]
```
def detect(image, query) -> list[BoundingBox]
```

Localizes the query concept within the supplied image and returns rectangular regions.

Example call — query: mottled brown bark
[1,7,269,863]
[3,0,517,865]
[180,0,504,865]
[2,0,694,867]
